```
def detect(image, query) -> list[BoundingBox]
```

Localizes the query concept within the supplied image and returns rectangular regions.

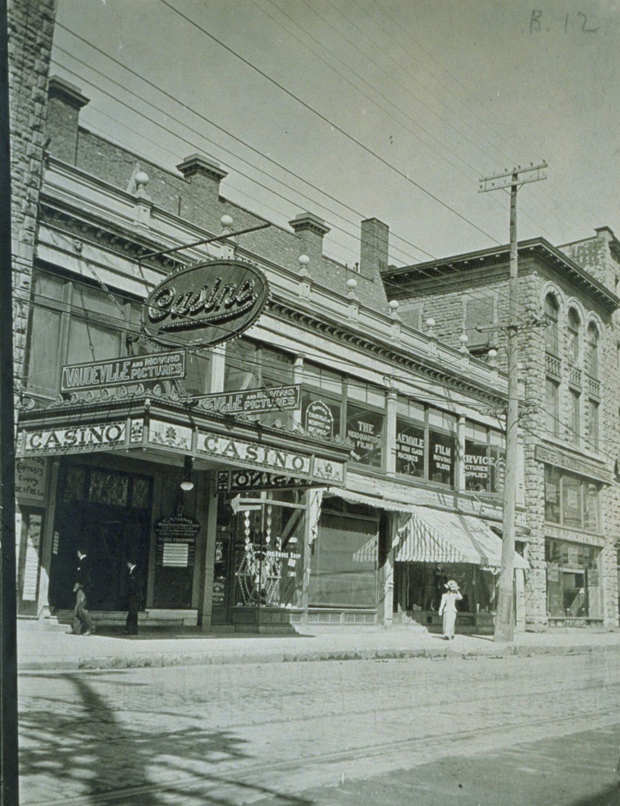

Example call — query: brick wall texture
[8,0,57,394]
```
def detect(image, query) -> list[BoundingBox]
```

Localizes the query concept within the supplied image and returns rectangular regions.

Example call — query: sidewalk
[16,622,620,672]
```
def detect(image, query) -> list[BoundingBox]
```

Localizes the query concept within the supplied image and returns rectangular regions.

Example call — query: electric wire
[49,47,521,313]
[357,0,608,234]
[156,0,503,246]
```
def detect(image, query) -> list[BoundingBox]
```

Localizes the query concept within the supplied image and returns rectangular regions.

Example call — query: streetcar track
[23,705,620,806]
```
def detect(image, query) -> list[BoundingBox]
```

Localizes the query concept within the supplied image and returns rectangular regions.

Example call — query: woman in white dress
[438,580,462,640]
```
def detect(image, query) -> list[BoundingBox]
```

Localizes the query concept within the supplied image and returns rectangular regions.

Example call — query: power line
[51,34,518,311]
[157,0,502,246]
[48,57,523,314]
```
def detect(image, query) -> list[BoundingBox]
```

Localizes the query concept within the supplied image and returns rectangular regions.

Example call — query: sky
[51,0,620,269]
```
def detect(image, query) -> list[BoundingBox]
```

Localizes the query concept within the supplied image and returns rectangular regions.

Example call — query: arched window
[586,323,599,378]
[544,294,560,356]
[567,308,580,365]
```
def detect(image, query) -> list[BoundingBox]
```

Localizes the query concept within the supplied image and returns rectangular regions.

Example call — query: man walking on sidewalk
[73,549,96,636]
[125,559,143,636]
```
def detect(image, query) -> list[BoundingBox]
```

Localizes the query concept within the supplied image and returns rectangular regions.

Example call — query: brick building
[383,236,620,629]
[11,71,529,634]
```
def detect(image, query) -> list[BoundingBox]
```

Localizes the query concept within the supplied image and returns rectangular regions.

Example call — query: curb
[18,641,620,672]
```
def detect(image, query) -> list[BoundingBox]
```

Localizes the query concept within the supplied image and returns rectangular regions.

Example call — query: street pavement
[16,622,620,671]
[18,649,620,805]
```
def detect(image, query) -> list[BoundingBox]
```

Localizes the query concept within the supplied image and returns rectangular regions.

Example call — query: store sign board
[544,524,605,548]
[197,430,346,485]
[15,457,47,501]
[142,260,270,349]
[154,516,199,568]
[19,422,127,456]
[217,469,322,493]
[535,444,611,484]
[61,351,185,392]
[196,385,300,415]
[197,431,312,475]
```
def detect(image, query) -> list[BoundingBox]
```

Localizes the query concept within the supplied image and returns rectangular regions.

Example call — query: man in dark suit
[73,549,96,635]
[125,559,143,635]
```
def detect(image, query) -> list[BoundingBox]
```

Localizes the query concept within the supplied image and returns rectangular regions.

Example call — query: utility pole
[479,162,547,642]
[0,1,20,803]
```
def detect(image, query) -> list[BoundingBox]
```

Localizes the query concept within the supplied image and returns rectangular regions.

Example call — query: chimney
[360,218,389,281]
[177,154,228,231]
[46,76,89,165]
[289,212,330,261]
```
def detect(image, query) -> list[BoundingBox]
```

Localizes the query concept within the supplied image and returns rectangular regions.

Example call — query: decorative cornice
[38,199,186,274]
[383,239,619,313]
[267,298,506,406]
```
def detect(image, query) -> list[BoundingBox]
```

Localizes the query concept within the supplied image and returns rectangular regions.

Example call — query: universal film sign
[142,259,270,349]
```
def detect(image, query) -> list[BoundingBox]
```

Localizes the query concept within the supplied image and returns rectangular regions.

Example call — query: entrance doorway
[211,490,306,625]
[50,463,152,611]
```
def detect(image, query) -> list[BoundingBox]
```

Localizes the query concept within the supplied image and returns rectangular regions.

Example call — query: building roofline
[382,236,619,311]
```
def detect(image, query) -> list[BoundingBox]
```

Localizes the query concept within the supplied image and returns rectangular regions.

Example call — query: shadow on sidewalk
[19,672,314,805]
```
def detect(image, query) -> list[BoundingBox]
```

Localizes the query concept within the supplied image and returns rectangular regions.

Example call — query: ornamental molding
[38,199,186,273]
[267,299,506,406]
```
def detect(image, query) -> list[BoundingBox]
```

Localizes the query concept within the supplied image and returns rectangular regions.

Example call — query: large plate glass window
[301,362,342,440]
[27,270,140,400]
[346,381,385,468]
[544,466,601,533]
[464,422,505,493]
[428,408,456,487]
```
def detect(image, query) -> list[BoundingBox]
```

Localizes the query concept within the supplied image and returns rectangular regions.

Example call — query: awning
[394,506,528,570]
[322,487,413,513]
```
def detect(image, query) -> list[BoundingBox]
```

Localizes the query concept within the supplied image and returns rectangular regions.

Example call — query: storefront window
[27,271,139,399]
[544,466,601,533]
[464,422,504,493]
[232,496,305,609]
[346,404,385,467]
[545,538,602,619]
[562,474,582,528]
[544,466,561,523]
[395,419,425,478]
[302,362,342,440]
[309,506,378,608]
[429,431,456,486]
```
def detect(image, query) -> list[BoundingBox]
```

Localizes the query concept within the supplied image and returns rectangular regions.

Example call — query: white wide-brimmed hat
[445,580,459,591]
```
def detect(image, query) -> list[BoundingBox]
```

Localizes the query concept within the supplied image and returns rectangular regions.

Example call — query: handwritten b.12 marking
[530,10,600,34]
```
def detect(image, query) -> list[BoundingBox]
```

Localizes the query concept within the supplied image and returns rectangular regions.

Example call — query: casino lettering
[147,277,258,332]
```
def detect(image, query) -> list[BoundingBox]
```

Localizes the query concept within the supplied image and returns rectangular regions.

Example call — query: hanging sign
[60,351,186,392]
[142,260,270,349]
[196,385,300,414]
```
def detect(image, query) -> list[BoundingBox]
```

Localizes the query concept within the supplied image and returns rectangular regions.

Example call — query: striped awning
[394,506,528,570]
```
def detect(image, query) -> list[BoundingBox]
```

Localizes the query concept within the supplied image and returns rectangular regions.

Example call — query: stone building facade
[7,0,57,392]
[383,239,620,629]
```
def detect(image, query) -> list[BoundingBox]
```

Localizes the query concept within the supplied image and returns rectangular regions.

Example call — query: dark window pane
[428,430,455,486]
[395,419,425,478]
[346,404,384,468]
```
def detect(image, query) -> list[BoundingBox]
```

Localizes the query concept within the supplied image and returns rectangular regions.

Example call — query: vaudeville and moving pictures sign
[196,385,300,415]
[61,351,186,392]
[142,260,270,349]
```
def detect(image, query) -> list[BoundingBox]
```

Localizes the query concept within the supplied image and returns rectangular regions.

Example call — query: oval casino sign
[142,260,270,348]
